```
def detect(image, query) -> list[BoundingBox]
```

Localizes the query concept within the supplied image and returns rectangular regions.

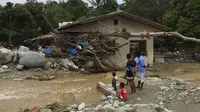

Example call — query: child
[125,53,132,85]
[126,54,137,93]
[112,72,118,91]
[119,82,128,101]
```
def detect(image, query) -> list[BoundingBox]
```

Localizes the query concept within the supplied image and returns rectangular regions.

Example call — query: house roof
[57,11,172,31]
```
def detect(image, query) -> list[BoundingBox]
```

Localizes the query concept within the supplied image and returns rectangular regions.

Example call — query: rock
[159,101,164,105]
[185,100,190,104]
[98,105,115,112]
[40,109,52,112]
[77,111,83,112]
[2,65,8,69]
[0,67,11,73]
[70,104,78,109]
[60,58,78,70]
[16,64,24,71]
[104,101,109,105]
[159,86,170,92]
[0,48,13,65]
[85,108,96,112]
[135,104,157,112]
[169,77,186,85]
[123,104,132,108]
[78,103,85,110]
[113,102,119,108]
[137,98,142,101]
[96,105,102,109]
[19,46,30,52]
[101,95,107,101]
[13,52,19,63]
[13,78,24,82]
[66,107,72,111]
[154,104,169,112]
[157,96,164,101]
[35,68,44,72]
[107,95,113,99]
[19,51,47,68]
[119,102,125,106]
[70,111,76,112]
[44,62,52,70]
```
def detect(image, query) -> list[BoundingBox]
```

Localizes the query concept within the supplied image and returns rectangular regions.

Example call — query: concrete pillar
[147,37,154,66]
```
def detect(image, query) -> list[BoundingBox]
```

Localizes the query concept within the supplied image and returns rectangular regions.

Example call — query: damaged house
[57,11,172,67]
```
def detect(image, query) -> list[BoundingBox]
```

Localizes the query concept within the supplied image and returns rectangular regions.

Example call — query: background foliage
[0,0,199,49]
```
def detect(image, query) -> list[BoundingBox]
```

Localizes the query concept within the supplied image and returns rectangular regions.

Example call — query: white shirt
[114,76,118,80]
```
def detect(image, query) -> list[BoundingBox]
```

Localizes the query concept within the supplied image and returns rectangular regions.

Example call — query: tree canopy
[0,0,199,48]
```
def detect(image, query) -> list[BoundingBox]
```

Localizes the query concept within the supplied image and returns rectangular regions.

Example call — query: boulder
[169,77,186,85]
[134,104,157,112]
[2,65,8,69]
[13,51,19,63]
[19,46,30,52]
[19,51,47,68]
[16,64,24,71]
[112,102,119,108]
[84,108,96,112]
[44,62,52,70]
[40,109,52,112]
[70,104,78,109]
[159,86,170,92]
[0,48,13,65]
[78,103,85,110]
[97,105,115,112]
[60,58,78,70]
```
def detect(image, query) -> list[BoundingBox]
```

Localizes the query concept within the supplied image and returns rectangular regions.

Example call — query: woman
[135,51,146,89]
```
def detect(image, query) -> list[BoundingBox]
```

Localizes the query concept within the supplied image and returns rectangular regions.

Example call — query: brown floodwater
[1,63,200,112]
[0,71,125,112]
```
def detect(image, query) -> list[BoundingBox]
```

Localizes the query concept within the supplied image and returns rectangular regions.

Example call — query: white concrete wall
[61,15,161,67]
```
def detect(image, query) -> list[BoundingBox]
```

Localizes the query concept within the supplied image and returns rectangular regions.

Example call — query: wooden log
[77,31,200,43]
[97,82,117,96]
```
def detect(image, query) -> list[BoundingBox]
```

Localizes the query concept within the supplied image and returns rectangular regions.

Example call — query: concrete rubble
[37,96,173,112]
[154,77,200,107]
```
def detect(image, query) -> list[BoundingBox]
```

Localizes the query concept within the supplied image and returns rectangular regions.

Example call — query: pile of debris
[24,96,172,112]
[154,77,200,107]
[0,43,122,75]
[24,31,127,73]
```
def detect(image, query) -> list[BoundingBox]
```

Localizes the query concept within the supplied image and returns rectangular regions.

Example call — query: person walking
[135,51,146,89]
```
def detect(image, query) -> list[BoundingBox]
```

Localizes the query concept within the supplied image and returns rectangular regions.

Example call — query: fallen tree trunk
[97,82,117,97]
[79,32,200,43]
[109,32,200,42]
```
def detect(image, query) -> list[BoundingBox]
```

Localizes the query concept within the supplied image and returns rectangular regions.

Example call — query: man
[135,51,146,89]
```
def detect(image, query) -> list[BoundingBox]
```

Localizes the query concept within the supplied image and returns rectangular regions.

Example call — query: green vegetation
[0,0,199,47]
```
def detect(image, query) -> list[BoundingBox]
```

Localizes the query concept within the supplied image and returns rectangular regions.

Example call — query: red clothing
[120,88,128,101]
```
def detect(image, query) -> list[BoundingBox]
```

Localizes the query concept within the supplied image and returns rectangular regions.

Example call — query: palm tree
[26,0,37,2]
[88,0,106,9]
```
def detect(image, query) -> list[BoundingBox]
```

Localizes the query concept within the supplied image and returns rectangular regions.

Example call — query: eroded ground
[0,63,200,112]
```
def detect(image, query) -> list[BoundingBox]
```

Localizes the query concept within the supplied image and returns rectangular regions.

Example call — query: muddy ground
[0,63,200,112]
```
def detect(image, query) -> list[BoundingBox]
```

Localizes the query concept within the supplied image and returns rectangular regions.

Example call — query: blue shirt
[136,56,146,73]
[126,59,136,71]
